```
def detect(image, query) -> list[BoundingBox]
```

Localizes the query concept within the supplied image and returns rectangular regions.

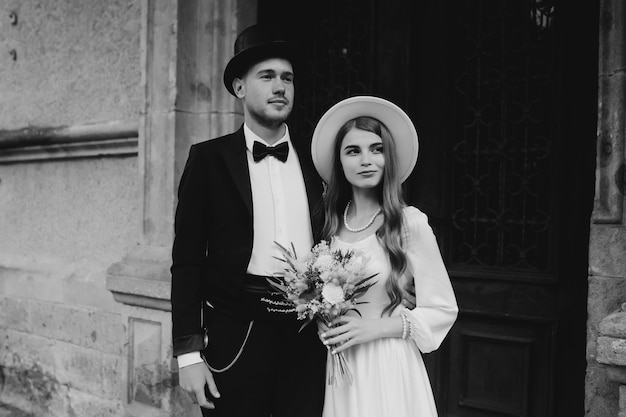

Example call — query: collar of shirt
[242,122,312,276]
[243,123,291,154]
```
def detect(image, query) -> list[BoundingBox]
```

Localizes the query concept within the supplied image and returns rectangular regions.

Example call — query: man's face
[234,58,294,127]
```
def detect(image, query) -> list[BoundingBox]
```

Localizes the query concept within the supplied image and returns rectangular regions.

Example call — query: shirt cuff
[177,351,203,368]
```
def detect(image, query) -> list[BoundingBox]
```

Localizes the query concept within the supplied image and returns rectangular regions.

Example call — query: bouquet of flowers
[267,240,377,386]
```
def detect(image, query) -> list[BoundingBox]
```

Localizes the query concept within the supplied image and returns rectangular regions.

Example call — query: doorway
[258,1,597,415]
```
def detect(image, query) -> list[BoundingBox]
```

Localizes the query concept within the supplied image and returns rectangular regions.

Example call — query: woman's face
[339,127,385,190]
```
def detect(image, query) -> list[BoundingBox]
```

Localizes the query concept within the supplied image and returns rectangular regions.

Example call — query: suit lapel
[292,135,324,217]
[222,127,253,214]
[220,126,323,221]
[301,157,323,213]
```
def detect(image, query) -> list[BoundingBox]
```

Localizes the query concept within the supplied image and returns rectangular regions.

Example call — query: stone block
[0,158,140,267]
[589,225,626,278]
[129,318,163,408]
[52,341,102,396]
[29,301,125,355]
[62,265,120,311]
[125,306,173,361]
[599,0,626,73]
[598,336,626,366]
[0,264,64,303]
[0,297,30,333]
[30,302,79,348]
[101,353,125,401]
[0,403,34,417]
[88,310,126,356]
[0,0,141,130]
[607,366,626,384]
[587,276,626,359]
[600,310,626,338]
[26,382,70,417]
[0,349,65,415]
[125,402,174,417]
[585,364,619,417]
[67,388,124,417]
[0,330,56,374]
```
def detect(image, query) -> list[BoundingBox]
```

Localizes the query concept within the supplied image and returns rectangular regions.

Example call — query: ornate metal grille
[281,0,375,141]
[449,0,556,271]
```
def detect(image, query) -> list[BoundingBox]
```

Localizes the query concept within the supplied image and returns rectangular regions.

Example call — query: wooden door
[258,1,597,415]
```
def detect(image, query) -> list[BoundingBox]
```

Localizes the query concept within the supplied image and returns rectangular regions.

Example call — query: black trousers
[200,308,327,417]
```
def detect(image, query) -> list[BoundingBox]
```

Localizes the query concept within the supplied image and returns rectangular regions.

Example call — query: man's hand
[400,276,416,309]
[179,361,220,409]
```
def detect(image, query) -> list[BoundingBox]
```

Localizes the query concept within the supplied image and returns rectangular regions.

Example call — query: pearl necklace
[343,200,381,233]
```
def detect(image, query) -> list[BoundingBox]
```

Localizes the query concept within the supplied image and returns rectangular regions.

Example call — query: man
[170,24,327,417]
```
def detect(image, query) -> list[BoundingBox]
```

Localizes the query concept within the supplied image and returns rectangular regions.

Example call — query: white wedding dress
[322,206,458,417]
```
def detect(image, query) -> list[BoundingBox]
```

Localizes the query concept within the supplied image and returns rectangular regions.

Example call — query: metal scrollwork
[450,0,555,270]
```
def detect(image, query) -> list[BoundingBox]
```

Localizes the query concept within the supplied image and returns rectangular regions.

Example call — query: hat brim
[223,42,297,96]
[311,96,419,184]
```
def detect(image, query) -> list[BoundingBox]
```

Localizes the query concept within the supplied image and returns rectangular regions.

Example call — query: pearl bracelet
[401,310,408,339]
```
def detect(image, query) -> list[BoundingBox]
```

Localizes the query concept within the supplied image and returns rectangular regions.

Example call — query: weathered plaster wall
[0,0,141,415]
[0,0,142,129]
[0,159,139,265]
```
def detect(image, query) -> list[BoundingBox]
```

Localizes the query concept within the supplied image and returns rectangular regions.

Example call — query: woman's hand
[317,319,331,344]
[320,315,391,355]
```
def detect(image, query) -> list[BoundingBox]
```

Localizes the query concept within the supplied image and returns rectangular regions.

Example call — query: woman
[310,96,458,417]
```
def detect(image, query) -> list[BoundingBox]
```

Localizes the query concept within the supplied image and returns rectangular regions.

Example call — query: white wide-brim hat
[311,96,419,184]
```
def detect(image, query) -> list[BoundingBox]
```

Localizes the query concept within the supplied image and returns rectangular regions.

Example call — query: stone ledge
[0,138,138,164]
[0,119,139,164]
[106,245,172,311]
[107,276,171,311]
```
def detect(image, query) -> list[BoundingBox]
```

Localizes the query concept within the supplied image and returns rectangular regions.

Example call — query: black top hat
[223,24,298,96]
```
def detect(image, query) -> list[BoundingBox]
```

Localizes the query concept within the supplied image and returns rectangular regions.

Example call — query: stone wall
[0,0,141,128]
[0,0,141,415]
[2,0,250,415]
[586,0,626,416]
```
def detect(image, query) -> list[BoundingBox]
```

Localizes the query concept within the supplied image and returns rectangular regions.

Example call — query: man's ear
[233,78,245,98]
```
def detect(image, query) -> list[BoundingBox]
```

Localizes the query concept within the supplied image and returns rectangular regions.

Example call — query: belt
[242,274,275,294]
[240,274,295,319]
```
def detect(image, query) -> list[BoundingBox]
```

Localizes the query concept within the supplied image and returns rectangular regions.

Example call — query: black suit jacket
[170,125,324,356]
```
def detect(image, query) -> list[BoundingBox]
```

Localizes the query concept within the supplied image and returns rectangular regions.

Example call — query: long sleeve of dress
[402,206,458,353]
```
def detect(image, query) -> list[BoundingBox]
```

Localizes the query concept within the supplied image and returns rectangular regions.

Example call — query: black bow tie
[252,141,289,162]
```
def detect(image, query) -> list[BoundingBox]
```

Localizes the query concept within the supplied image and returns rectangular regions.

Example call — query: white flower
[314,253,334,271]
[319,271,332,283]
[321,283,345,304]
[312,240,330,254]
[344,253,370,276]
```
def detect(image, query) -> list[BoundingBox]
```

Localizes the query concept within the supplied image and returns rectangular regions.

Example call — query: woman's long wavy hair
[320,116,407,316]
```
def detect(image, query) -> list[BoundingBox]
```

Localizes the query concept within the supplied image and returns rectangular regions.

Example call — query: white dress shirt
[178,123,313,368]
[244,123,313,275]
